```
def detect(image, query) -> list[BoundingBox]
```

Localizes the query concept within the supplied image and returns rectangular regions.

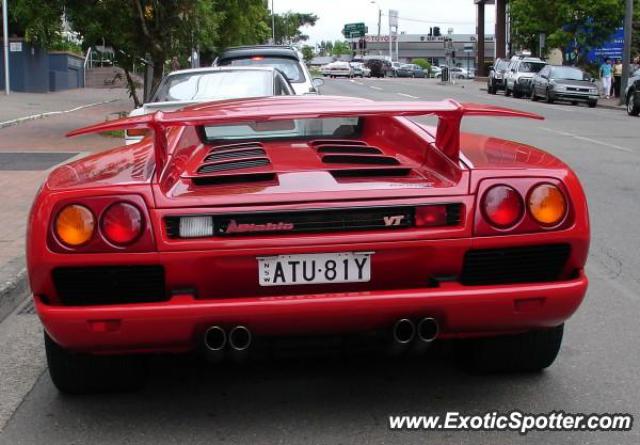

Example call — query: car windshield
[401,64,413,69]
[496,60,509,71]
[218,57,305,83]
[550,67,587,81]
[519,62,546,73]
[203,117,361,142]
[152,71,272,102]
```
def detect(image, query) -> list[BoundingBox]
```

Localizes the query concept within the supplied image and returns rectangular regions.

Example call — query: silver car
[125,67,294,145]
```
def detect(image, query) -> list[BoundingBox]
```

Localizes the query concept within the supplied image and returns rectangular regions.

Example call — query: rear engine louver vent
[210,142,264,152]
[192,172,276,186]
[310,139,367,146]
[330,168,412,178]
[322,154,400,165]
[204,148,266,162]
[198,158,270,174]
[317,145,383,154]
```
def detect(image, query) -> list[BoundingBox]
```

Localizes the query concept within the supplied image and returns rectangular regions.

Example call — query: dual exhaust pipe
[203,318,438,360]
[203,325,252,362]
[392,317,439,345]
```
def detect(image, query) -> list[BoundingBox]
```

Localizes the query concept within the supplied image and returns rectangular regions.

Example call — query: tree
[301,45,314,64]
[412,58,431,71]
[272,12,318,44]
[331,40,351,57]
[510,0,624,64]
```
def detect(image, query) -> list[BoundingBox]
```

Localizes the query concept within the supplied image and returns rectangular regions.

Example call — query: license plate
[258,252,373,286]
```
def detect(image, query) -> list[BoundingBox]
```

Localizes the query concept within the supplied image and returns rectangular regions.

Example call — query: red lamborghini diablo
[26,96,589,393]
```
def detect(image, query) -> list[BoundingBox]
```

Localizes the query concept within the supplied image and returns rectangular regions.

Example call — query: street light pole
[620,0,633,105]
[2,0,9,95]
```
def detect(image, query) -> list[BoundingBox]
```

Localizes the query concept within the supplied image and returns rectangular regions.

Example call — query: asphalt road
[1,78,639,445]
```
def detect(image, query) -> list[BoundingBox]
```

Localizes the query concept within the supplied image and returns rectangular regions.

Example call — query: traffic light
[433,27,441,37]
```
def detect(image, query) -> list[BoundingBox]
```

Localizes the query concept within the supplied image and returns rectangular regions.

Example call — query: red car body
[27,96,589,382]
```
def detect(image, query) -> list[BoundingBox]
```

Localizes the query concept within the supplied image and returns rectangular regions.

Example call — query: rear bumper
[37,272,588,353]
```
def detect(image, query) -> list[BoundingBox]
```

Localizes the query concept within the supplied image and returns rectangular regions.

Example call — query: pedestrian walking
[599,58,613,99]
[613,59,623,98]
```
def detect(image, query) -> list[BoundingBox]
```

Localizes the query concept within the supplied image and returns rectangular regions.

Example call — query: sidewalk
[0,88,130,126]
[0,87,132,320]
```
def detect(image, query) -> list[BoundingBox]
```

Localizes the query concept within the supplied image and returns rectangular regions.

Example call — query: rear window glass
[519,62,546,73]
[152,71,272,102]
[203,117,360,142]
[218,57,305,83]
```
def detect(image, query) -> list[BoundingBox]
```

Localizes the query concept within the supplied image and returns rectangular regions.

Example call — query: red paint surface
[27,96,589,354]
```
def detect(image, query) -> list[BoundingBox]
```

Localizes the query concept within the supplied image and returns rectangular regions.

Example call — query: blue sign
[586,27,624,63]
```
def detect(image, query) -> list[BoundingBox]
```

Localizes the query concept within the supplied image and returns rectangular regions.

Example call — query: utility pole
[620,0,633,105]
[2,0,9,95]
[271,0,276,44]
[377,8,381,36]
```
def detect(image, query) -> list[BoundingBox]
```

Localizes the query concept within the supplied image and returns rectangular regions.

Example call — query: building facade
[364,33,495,71]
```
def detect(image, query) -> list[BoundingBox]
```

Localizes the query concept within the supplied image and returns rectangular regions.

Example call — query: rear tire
[456,324,564,374]
[45,332,147,394]
[588,100,598,109]
[513,88,522,99]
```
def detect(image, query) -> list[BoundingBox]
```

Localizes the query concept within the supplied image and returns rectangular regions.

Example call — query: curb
[0,98,120,130]
[0,257,29,323]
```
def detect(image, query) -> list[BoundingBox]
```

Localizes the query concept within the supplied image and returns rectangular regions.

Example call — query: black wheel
[456,324,564,374]
[45,332,147,394]
[571,101,578,106]
[513,89,522,98]
[627,92,640,116]
[588,100,598,108]
[505,87,512,97]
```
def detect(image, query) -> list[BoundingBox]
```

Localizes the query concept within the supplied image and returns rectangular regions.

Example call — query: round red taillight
[100,202,143,245]
[481,185,524,228]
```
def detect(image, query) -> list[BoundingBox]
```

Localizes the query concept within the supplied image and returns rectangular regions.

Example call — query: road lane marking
[370,86,383,91]
[397,93,420,99]
[541,127,633,153]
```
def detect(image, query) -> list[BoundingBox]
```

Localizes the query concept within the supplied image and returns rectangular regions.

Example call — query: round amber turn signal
[55,204,95,246]
[528,184,567,226]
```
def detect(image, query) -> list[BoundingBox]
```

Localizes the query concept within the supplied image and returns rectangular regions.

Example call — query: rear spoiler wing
[67,97,542,178]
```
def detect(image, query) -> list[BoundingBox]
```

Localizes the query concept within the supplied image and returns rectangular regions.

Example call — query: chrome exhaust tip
[392,318,416,344]
[228,325,252,351]
[417,317,439,343]
[204,325,227,351]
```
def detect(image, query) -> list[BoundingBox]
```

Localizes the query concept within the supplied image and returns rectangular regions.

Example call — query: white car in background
[350,62,371,78]
[325,61,353,78]
[124,67,294,144]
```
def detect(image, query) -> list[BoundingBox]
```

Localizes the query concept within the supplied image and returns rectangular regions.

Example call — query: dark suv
[487,58,509,94]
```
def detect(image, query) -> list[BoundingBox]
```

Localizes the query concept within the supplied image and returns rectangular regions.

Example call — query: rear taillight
[528,183,567,226]
[481,185,524,229]
[415,205,448,227]
[100,202,143,245]
[55,204,95,246]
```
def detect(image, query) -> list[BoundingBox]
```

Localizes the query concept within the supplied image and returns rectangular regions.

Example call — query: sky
[270,0,496,46]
